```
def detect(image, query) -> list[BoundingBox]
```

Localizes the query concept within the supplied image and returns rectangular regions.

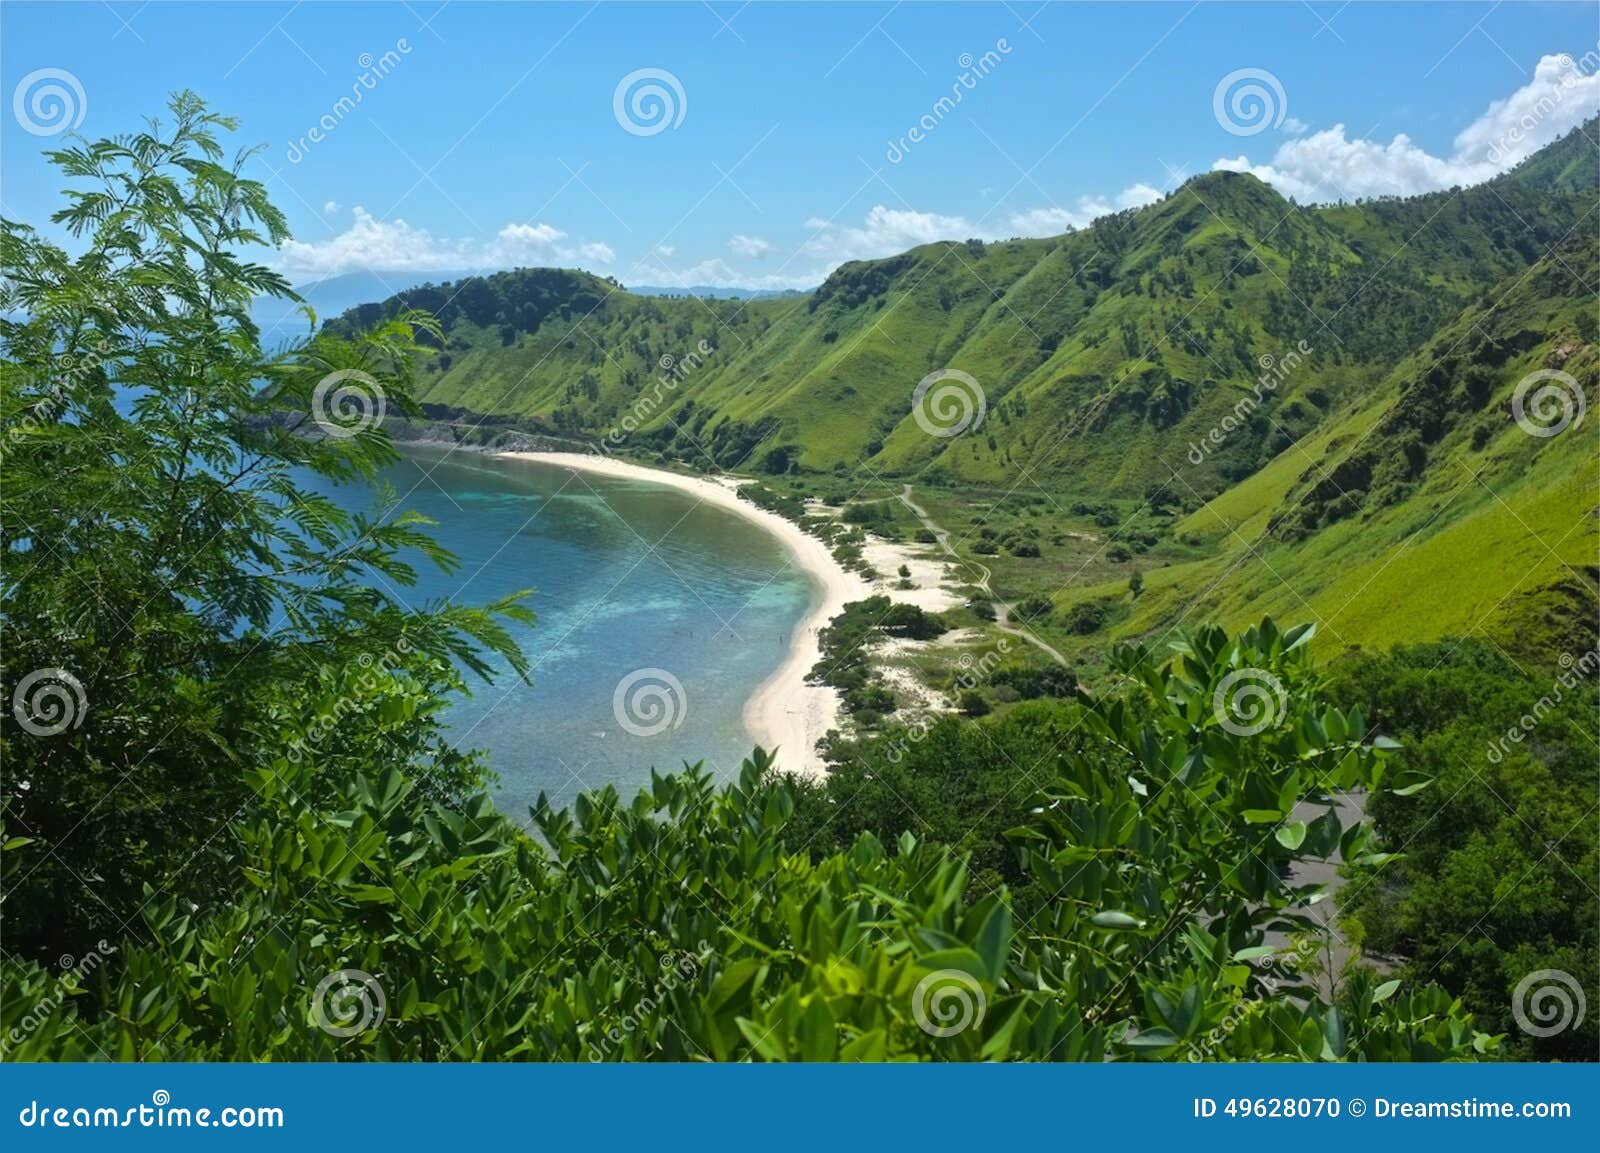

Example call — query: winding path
[896,484,1070,667]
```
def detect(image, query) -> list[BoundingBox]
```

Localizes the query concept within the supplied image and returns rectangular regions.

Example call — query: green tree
[2,625,1496,1061]
[0,94,530,961]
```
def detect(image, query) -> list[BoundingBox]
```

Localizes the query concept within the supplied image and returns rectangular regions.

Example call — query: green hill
[332,122,1598,657]
[339,122,1592,485]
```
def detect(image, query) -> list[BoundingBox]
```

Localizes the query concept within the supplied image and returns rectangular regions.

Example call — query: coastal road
[896,484,1070,668]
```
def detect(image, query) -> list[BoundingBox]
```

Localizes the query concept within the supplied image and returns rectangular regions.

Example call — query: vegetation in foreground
[1,96,1592,1062]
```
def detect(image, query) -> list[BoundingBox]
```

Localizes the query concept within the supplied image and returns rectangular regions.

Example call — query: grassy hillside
[339,122,1593,489]
[331,122,1597,659]
[1066,227,1598,661]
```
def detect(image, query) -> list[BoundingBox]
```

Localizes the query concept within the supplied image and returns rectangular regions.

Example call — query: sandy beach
[498,451,927,779]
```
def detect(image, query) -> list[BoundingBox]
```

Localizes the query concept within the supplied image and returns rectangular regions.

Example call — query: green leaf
[972,901,1012,982]
[839,1029,886,1062]
[1283,622,1317,651]
[1089,910,1145,930]
[1391,778,1432,796]
[735,1017,789,1062]
[1125,1027,1181,1050]
[1242,809,1283,824]
[798,998,837,1062]
[915,948,989,981]
[1274,821,1307,850]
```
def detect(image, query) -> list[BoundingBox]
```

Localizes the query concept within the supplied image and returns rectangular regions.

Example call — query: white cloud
[626,254,818,292]
[323,199,341,215]
[275,206,615,278]
[799,181,1163,268]
[802,205,978,263]
[729,233,772,258]
[1280,116,1308,136]
[1005,183,1163,234]
[1214,53,1600,202]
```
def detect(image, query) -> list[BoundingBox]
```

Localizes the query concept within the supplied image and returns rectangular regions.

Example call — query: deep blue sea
[316,447,813,819]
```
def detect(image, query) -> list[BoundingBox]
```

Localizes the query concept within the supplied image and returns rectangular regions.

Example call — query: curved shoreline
[497,451,870,779]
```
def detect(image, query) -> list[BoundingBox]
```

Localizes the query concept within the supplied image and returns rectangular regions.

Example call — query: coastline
[497,450,876,779]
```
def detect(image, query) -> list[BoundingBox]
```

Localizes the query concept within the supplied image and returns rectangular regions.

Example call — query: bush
[1014,595,1053,621]
[1063,600,1111,634]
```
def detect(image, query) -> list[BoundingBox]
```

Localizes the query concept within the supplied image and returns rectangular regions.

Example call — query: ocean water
[317,447,814,819]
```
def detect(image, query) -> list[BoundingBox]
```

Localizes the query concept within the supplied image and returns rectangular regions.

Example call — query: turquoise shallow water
[320,447,814,819]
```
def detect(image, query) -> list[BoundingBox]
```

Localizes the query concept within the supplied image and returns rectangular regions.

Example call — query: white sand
[498,451,882,779]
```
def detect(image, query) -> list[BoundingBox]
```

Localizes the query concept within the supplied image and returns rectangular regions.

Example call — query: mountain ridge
[324,122,1598,656]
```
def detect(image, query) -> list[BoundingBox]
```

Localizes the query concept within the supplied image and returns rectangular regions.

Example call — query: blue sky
[3,1,1597,290]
